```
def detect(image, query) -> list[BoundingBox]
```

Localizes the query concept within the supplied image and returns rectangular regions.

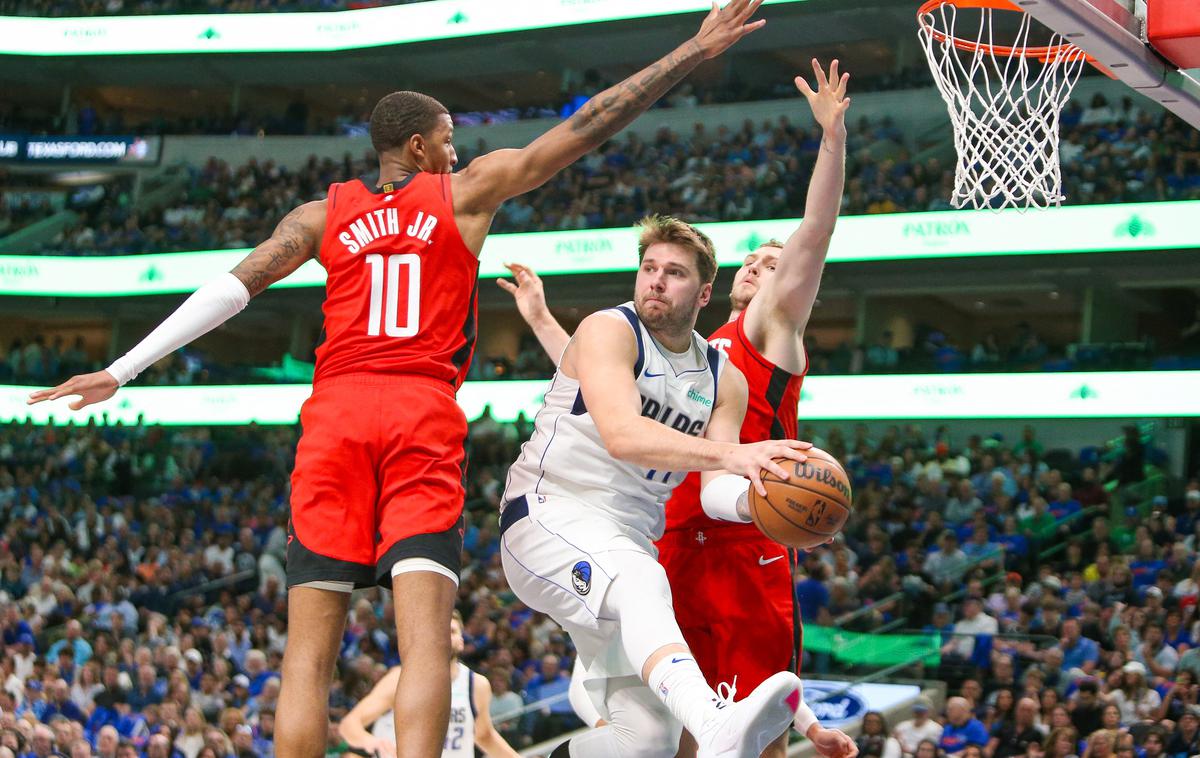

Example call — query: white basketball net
[918,2,1090,210]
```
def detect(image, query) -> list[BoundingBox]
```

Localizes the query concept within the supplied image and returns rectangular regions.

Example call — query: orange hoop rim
[917,0,1095,64]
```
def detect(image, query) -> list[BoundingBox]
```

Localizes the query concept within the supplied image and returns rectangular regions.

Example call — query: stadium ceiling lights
[0,201,1195,298]
[5,372,1200,425]
[0,0,809,57]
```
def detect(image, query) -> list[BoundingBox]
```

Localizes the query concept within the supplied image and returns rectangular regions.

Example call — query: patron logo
[912,383,964,398]
[901,219,970,246]
[0,263,39,281]
[62,26,106,39]
[553,237,613,257]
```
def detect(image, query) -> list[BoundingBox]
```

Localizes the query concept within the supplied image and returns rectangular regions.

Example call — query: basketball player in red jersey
[499,60,855,758]
[27,4,769,757]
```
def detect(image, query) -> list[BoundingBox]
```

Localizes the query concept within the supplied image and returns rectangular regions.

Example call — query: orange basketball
[748,448,852,550]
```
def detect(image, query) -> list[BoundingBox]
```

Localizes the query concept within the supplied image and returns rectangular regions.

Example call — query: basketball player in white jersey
[500,215,815,758]
[338,612,521,758]
[499,60,857,758]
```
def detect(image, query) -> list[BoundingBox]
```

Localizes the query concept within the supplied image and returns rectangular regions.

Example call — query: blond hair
[636,214,717,284]
[759,239,785,250]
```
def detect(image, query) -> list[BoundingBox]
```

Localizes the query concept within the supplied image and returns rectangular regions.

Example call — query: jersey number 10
[365,253,420,337]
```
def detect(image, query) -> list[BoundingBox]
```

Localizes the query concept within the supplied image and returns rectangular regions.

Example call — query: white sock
[646,655,721,737]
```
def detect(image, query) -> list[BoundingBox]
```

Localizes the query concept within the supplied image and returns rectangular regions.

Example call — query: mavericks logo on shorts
[571,561,592,596]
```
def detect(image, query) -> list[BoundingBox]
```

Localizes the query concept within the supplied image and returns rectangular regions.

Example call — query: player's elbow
[474,726,497,747]
[599,430,635,462]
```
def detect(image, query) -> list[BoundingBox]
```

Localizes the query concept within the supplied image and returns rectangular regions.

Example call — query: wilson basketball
[748,448,852,550]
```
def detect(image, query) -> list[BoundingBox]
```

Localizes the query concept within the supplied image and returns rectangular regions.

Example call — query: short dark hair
[369,91,449,155]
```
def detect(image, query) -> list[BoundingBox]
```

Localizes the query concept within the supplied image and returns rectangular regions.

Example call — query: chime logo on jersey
[571,561,592,595]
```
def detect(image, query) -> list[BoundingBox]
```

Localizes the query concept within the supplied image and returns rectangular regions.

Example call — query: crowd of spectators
[0,65,936,140]
[7,93,1198,255]
[790,419,1200,758]
[0,0,426,17]
[818,320,1200,376]
[0,403,1185,757]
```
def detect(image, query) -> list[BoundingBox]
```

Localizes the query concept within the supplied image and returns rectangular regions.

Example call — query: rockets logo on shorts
[571,561,592,595]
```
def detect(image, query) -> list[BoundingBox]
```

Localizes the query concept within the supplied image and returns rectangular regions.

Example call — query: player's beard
[635,294,694,335]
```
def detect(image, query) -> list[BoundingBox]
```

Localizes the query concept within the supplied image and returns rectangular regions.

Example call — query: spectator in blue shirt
[1057,618,1100,677]
[523,654,578,743]
[1047,483,1082,521]
[45,621,92,667]
[795,563,831,625]
[940,697,989,755]
[126,666,164,712]
[242,650,276,698]
[16,679,49,722]
[1129,539,1167,589]
[41,679,86,724]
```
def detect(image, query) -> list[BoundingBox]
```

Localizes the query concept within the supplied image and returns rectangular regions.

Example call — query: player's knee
[610,710,680,758]
[395,627,451,662]
[604,554,672,614]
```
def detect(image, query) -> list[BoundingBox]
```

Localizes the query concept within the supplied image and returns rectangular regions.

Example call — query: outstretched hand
[693,0,767,60]
[496,262,551,326]
[795,58,851,135]
[26,370,119,411]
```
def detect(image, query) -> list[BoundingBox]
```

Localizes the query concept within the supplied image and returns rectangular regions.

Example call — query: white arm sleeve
[106,273,251,386]
[793,698,818,735]
[700,474,753,523]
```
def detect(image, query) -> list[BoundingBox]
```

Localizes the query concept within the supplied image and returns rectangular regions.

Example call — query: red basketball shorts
[658,528,801,698]
[287,373,467,590]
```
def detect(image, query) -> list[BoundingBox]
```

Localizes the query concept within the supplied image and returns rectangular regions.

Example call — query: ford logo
[802,681,869,726]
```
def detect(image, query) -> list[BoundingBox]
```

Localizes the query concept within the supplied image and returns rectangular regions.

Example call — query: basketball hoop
[917,0,1094,210]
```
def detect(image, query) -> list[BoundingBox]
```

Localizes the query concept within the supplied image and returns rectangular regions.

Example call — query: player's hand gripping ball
[748,447,851,550]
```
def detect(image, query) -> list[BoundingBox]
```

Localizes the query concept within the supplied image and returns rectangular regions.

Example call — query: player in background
[27,4,770,757]
[338,612,521,758]
[500,216,816,758]
[498,60,855,758]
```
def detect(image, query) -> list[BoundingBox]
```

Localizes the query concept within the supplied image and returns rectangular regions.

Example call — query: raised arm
[338,668,402,758]
[26,201,324,411]
[566,312,806,490]
[747,59,850,337]
[454,0,766,214]
[496,263,571,364]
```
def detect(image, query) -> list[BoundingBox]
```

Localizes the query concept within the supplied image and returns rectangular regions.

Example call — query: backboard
[1017,0,1200,129]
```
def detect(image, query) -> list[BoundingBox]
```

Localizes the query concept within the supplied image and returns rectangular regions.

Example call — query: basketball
[748,448,852,550]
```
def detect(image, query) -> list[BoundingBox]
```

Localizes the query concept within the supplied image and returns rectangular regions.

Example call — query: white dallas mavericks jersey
[372,663,475,757]
[504,301,727,541]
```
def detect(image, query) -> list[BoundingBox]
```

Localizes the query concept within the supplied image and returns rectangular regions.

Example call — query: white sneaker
[695,671,802,758]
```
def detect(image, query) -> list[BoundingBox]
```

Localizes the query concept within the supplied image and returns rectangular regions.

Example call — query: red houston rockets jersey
[313,175,479,387]
[663,309,807,534]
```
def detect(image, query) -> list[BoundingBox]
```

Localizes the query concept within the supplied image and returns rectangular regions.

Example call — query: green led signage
[0,0,808,57]
[0,201,1195,298]
[5,371,1199,426]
